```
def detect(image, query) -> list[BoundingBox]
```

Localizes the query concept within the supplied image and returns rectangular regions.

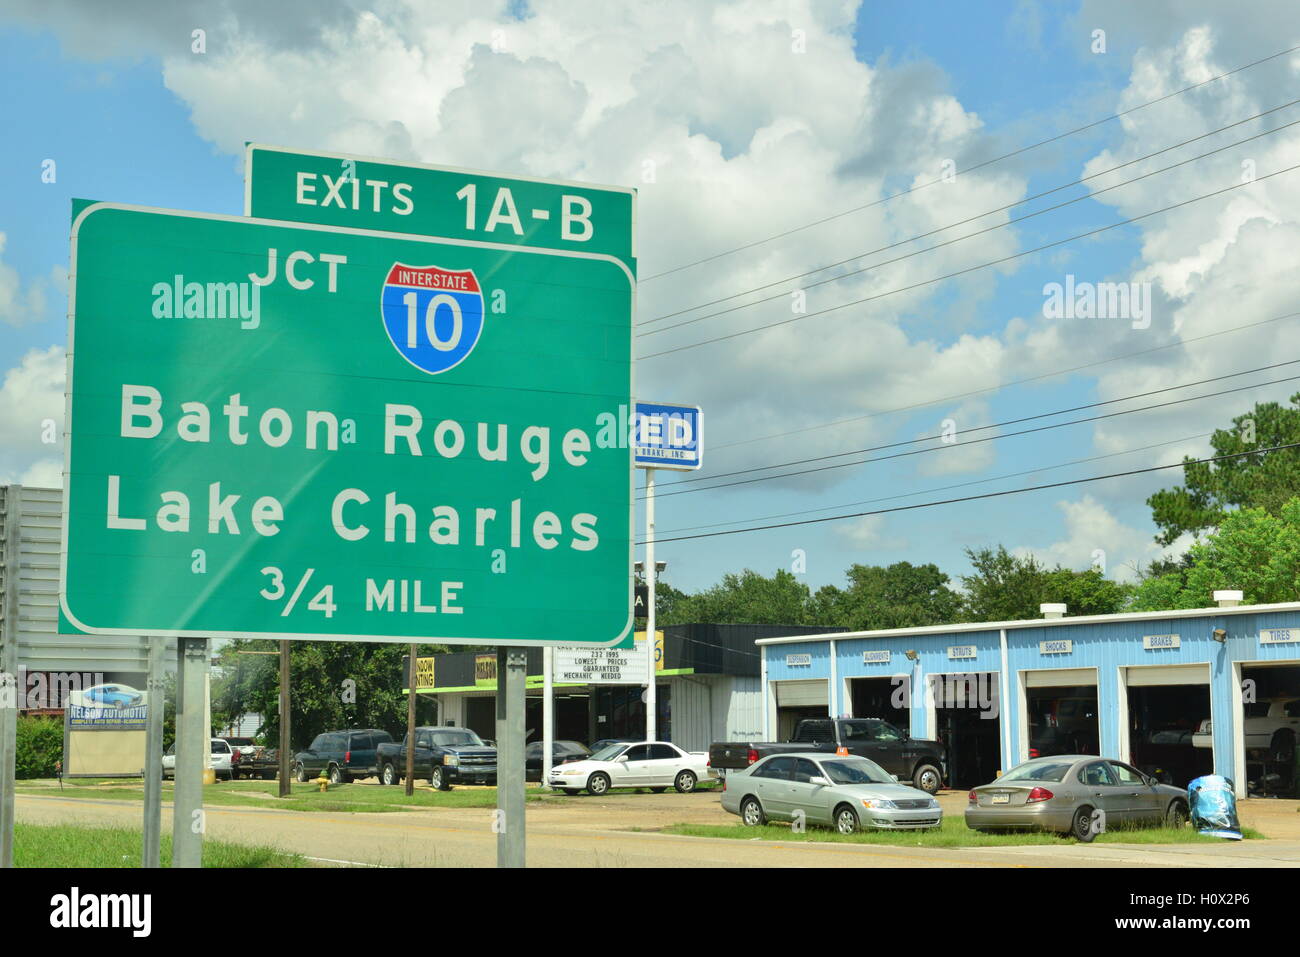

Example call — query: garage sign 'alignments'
[63,203,633,646]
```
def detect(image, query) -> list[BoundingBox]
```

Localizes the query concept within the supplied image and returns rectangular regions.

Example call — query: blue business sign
[633,401,702,470]
[67,683,148,730]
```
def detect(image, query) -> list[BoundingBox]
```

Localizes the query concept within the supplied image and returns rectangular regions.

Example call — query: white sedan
[548,741,715,795]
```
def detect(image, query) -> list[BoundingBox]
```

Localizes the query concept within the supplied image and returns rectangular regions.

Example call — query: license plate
[991,794,1010,804]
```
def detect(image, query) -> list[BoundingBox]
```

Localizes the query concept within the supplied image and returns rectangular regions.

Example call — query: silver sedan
[721,753,942,833]
[965,755,1189,841]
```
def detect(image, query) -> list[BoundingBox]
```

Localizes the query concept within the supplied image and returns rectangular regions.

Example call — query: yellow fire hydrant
[317,769,330,792]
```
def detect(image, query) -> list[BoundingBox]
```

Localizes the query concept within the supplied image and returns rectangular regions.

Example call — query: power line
[659,358,1300,489]
[640,442,1300,545]
[655,431,1213,537]
[640,42,1300,282]
[638,162,1300,360]
[709,310,1300,454]
[644,370,1300,499]
[639,105,1300,332]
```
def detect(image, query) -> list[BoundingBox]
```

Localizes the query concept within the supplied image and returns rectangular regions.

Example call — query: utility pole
[278,641,291,797]
[542,645,553,788]
[405,644,417,796]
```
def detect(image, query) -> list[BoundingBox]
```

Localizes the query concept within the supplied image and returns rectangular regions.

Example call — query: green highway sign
[63,203,634,646]
[246,144,637,274]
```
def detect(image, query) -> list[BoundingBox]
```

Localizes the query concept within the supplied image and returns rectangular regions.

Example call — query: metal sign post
[142,636,165,867]
[171,637,207,868]
[644,468,657,742]
[631,400,702,744]
[496,647,526,867]
[0,485,21,869]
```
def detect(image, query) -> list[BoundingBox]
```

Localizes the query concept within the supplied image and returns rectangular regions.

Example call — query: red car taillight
[968,790,977,804]
[746,748,759,765]
[344,750,352,763]
[230,750,240,764]
[1026,787,1054,803]
[1028,747,1040,758]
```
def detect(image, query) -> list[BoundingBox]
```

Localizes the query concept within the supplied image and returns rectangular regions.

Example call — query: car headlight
[443,755,459,766]
[861,799,898,810]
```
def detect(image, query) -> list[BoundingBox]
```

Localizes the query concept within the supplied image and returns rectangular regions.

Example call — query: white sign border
[62,201,636,648]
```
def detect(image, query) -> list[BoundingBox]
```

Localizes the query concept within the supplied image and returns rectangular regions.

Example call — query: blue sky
[3,1,1297,598]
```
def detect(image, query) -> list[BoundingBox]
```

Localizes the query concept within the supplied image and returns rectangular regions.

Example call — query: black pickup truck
[710,718,947,793]
[375,726,498,790]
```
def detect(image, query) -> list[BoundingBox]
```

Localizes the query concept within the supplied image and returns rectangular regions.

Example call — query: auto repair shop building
[406,623,833,752]
[758,595,1300,797]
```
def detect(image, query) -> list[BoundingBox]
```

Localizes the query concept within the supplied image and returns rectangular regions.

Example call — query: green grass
[661,816,1265,847]
[13,822,308,868]
[17,777,551,812]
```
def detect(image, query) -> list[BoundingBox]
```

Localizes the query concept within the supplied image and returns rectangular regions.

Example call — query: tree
[1147,394,1300,546]
[809,562,962,630]
[211,639,446,749]
[667,568,812,625]
[1129,498,1300,609]
[959,546,1131,621]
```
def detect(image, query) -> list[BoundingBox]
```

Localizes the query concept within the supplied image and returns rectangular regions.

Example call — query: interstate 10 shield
[380,263,485,375]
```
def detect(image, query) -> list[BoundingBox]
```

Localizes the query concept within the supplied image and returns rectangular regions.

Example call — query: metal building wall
[4,485,166,676]
[665,674,763,751]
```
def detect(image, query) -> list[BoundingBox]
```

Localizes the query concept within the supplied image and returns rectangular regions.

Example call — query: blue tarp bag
[1187,775,1242,840]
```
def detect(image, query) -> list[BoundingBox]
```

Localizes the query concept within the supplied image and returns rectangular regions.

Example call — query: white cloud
[1014,494,1188,581]
[19,459,63,489]
[0,233,57,328]
[0,345,65,484]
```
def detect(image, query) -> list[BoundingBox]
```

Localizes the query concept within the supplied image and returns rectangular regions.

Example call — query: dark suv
[293,729,394,784]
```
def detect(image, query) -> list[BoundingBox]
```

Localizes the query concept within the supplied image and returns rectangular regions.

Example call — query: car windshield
[588,744,627,761]
[430,730,483,747]
[1000,760,1074,783]
[818,757,895,786]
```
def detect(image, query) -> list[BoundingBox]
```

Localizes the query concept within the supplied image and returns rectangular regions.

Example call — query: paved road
[16,792,1300,868]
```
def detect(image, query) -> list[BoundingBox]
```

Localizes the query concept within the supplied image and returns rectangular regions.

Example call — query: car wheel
[327,765,342,786]
[674,770,697,794]
[1072,805,1098,843]
[1271,729,1296,763]
[912,763,942,794]
[587,772,611,795]
[834,804,860,834]
[650,787,667,793]
[740,796,766,827]
[382,762,398,786]
[430,766,450,791]
[562,788,580,796]
[262,770,275,781]
[295,763,308,783]
[1166,800,1189,829]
